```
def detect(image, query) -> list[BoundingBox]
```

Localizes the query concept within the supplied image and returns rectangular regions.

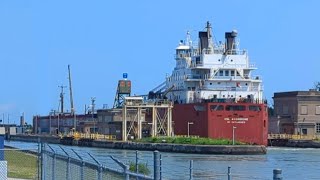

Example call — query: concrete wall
[0,127,5,135]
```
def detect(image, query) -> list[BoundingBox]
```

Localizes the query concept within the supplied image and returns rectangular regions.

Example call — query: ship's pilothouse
[166,22,263,104]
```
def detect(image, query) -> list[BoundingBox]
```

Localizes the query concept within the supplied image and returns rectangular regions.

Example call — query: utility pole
[91,97,96,134]
[58,85,67,114]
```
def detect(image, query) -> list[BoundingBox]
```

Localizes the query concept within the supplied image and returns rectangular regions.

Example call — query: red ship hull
[172,102,268,145]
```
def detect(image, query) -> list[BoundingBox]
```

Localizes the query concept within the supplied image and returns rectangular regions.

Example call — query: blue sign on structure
[123,73,128,79]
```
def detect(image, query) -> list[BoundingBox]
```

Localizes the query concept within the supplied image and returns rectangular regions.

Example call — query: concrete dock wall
[92,141,267,155]
[9,135,267,155]
[10,135,60,144]
[268,139,320,148]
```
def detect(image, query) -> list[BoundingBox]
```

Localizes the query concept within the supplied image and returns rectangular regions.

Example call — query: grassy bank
[5,150,37,179]
[135,136,245,145]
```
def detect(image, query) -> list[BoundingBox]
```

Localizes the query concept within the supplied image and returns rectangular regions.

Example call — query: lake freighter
[166,22,268,145]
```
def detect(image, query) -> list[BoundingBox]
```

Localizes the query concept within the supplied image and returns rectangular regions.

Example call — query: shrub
[129,161,151,175]
[135,136,246,145]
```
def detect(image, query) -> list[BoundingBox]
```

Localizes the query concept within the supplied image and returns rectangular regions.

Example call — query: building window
[301,105,308,115]
[283,106,288,115]
[231,70,235,76]
[316,106,320,115]
[302,129,307,135]
[316,123,320,133]
[219,70,223,76]
[225,70,229,76]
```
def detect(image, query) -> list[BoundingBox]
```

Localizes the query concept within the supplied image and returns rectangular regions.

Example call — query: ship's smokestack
[20,114,25,126]
[225,30,238,54]
[199,21,213,54]
[199,31,209,53]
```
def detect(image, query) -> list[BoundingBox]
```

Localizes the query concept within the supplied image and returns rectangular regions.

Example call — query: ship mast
[68,65,75,114]
[206,21,214,52]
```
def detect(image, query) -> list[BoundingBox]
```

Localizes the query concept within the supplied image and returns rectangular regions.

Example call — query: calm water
[5,141,320,180]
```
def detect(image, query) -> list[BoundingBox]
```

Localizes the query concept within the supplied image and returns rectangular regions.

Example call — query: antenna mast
[68,65,75,114]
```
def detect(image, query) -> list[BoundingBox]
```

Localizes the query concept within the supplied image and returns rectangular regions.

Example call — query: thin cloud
[0,103,16,112]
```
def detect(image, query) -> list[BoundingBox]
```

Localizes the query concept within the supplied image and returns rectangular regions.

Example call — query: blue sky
[0,1,319,124]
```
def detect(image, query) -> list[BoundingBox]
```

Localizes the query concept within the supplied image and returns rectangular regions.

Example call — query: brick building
[272,90,320,136]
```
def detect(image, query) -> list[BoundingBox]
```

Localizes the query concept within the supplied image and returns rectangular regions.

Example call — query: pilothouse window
[249,106,261,111]
[210,105,224,111]
[226,105,246,111]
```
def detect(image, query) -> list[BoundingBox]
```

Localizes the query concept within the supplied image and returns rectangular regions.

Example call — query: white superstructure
[166,22,263,104]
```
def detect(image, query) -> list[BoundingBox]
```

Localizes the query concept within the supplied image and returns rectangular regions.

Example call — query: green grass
[135,136,246,145]
[5,150,38,179]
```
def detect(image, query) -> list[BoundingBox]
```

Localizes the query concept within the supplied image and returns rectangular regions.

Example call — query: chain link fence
[40,143,154,180]
[4,147,39,179]
[3,143,282,180]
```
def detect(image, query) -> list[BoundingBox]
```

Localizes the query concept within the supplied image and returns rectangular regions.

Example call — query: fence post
[52,152,56,180]
[273,169,282,180]
[41,143,45,180]
[71,149,84,180]
[160,154,162,180]
[135,150,139,180]
[110,155,129,180]
[58,146,70,180]
[67,156,71,180]
[153,150,160,180]
[37,138,41,180]
[46,145,56,180]
[99,165,103,180]
[189,160,193,180]
[228,166,231,180]
[125,165,129,180]
[88,153,103,180]
[81,161,85,180]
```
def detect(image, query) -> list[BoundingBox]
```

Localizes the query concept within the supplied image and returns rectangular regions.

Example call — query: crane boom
[68,65,74,114]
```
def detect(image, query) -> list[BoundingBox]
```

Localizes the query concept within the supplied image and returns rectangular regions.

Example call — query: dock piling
[273,169,282,180]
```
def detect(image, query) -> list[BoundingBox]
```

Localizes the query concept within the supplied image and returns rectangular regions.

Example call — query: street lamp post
[187,122,194,137]
[277,115,280,134]
[232,126,237,145]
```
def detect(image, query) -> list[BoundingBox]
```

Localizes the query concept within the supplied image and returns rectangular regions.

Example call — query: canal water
[5,141,320,180]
